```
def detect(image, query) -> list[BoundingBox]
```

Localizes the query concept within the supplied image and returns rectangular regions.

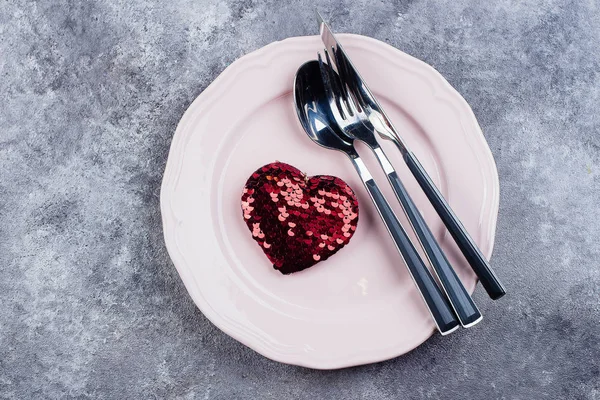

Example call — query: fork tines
[319,48,359,119]
[318,50,346,119]
[318,47,367,121]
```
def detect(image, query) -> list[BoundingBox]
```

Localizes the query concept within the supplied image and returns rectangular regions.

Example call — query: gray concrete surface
[1,0,599,398]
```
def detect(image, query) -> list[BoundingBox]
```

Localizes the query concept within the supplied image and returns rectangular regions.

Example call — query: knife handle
[350,156,459,335]
[404,151,506,300]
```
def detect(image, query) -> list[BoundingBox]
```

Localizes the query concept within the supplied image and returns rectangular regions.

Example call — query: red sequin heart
[241,162,359,274]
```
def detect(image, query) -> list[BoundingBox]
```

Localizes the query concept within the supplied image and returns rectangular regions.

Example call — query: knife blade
[316,11,410,154]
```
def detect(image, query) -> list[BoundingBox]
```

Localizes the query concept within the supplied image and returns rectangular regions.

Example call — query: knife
[316,11,506,300]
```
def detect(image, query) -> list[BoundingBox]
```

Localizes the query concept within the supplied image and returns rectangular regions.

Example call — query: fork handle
[404,151,506,300]
[383,168,482,327]
[373,147,481,326]
[350,156,459,335]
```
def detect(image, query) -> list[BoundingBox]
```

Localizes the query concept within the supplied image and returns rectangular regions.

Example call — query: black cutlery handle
[404,151,506,300]
[362,178,459,334]
[386,171,482,327]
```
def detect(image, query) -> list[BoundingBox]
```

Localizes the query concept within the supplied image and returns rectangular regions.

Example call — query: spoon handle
[372,147,482,327]
[349,155,459,335]
[404,151,506,300]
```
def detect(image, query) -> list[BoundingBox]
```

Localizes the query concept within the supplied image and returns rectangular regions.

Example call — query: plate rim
[160,34,499,369]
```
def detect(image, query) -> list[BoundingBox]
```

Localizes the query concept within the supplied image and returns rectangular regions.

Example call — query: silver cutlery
[316,12,506,300]
[294,60,459,335]
[318,50,482,327]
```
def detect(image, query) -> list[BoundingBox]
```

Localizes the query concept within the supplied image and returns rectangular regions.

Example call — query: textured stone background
[1,0,599,398]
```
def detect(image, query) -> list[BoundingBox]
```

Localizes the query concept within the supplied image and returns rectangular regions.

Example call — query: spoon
[293,60,459,335]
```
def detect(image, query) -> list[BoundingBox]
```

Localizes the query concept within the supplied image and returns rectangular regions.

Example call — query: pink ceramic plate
[160,34,499,369]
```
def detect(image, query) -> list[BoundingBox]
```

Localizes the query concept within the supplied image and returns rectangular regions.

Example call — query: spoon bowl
[293,61,356,156]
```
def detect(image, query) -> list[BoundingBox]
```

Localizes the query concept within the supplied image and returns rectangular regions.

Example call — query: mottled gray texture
[1,0,599,398]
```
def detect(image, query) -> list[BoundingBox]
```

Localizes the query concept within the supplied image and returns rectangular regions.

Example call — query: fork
[318,50,482,327]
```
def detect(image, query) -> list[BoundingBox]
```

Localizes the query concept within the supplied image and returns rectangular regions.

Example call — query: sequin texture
[241,162,359,274]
